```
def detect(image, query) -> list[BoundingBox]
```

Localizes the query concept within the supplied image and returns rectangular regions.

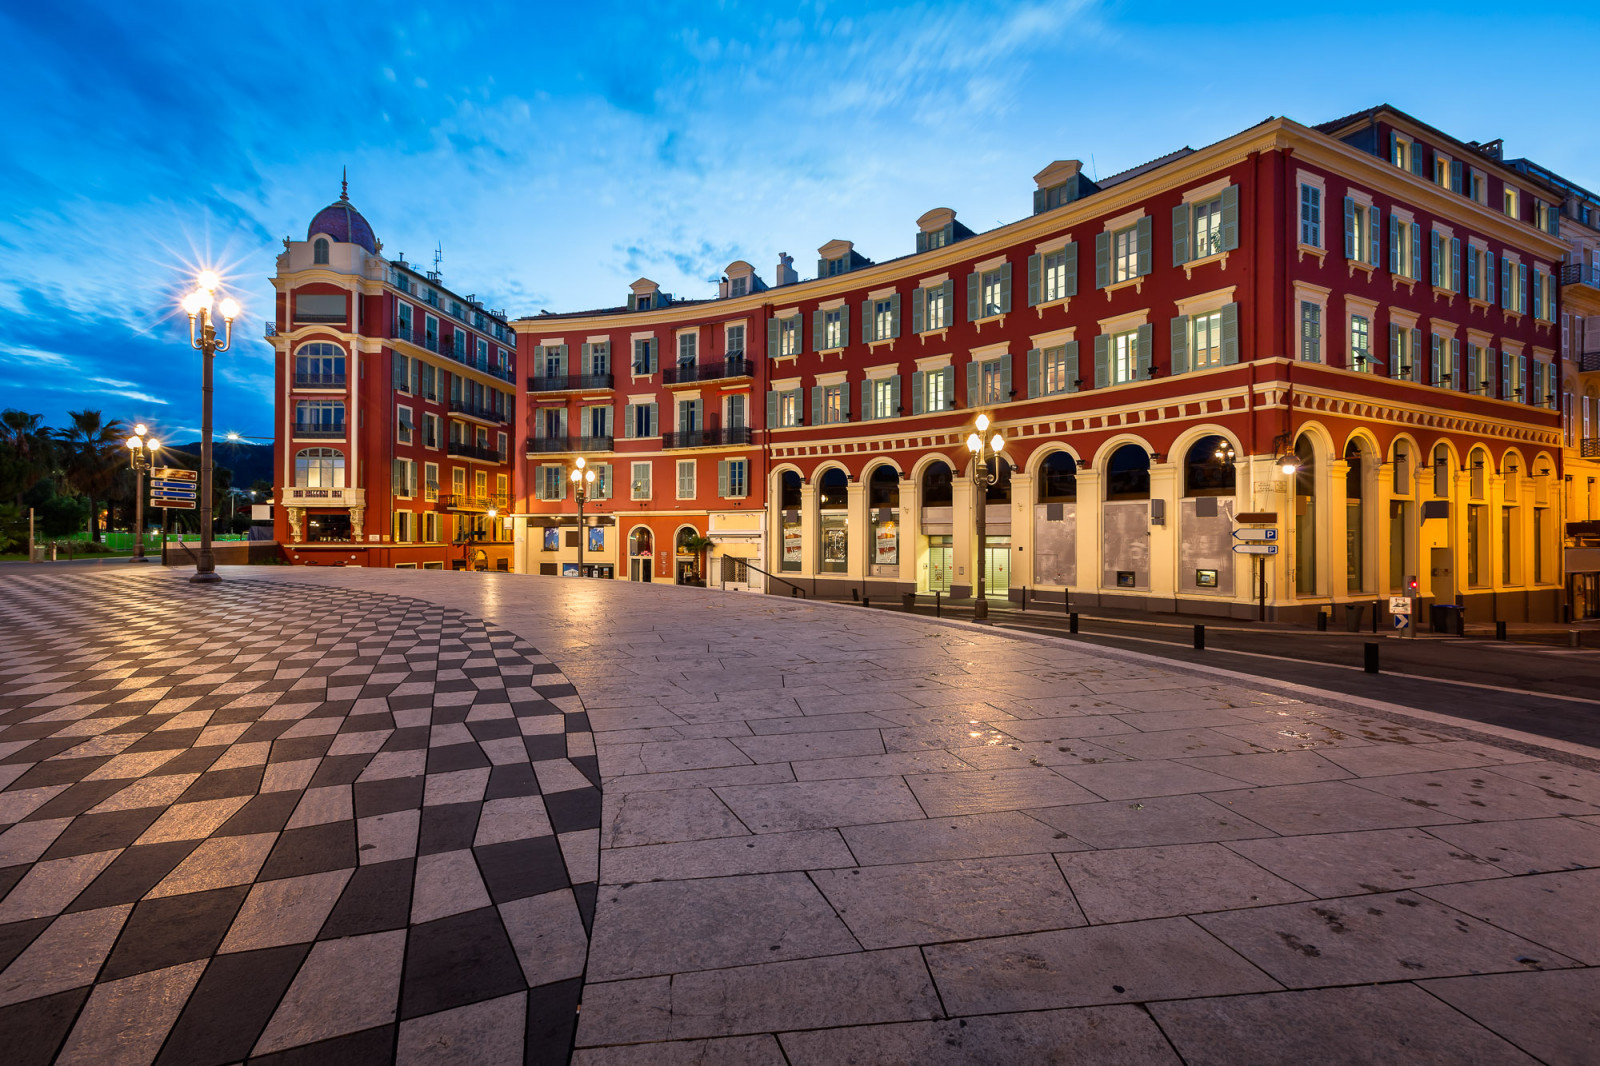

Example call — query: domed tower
[306,172,379,256]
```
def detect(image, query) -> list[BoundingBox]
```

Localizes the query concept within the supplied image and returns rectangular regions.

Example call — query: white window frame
[1111,330,1139,384]
[396,404,413,445]
[631,461,652,501]
[779,316,801,357]
[924,284,948,331]
[1111,226,1139,284]
[871,376,897,418]
[676,459,696,500]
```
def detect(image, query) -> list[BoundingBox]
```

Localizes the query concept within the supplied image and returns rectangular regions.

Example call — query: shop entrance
[926,535,952,592]
[305,513,350,542]
[983,538,1011,596]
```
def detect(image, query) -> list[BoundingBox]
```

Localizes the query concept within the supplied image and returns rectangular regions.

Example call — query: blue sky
[2,1,1595,444]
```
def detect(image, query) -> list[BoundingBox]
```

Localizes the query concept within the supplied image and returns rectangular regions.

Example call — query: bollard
[862,596,870,608]
[1020,586,1027,612]
[1316,611,1328,632]
[1364,642,1379,674]
[1069,612,1079,634]
[1496,620,1507,641]
[1193,624,1205,650]
[791,587,799,597]
[935,591,941,618]
[1371,600,1380,634]
[1570,631,1581,649]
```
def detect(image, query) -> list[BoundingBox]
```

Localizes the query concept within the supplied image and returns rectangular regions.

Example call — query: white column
[1148,462,1178,602]
[1075,469,1103,596]
[1010,472,1035,591]
[951,474,974,596]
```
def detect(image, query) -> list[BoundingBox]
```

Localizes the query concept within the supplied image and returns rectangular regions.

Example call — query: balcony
[443,494,509,512]
[1583,439,1600,459]
[662,426,753,450]
[282,486,365,507]
[292,421,346,439]
[527,372,615,392]
[448,441,505,463]
[525,435,614,454]
[1561,263,1600,292]
[393,322,442,353]
[1579,352,1600,373]
[294,372,346,388]
[663,356,754,386]
[449,400,508,424]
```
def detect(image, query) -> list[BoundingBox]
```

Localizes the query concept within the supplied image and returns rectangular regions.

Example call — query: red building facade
[270,188,518,569]
[513,106,1568,621]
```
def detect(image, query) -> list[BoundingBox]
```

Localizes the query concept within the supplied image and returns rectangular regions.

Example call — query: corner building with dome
[268,184,520,569]
[511,105,1574,622]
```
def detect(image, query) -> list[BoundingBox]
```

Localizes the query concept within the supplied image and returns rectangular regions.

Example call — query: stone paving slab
[7,566,1600,1063]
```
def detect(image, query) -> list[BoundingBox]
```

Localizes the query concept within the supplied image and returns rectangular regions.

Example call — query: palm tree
[679,531,715,585]
[0,409,52,506]
[55,410,126,543]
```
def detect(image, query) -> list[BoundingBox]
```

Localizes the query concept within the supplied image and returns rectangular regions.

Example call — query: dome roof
[307,172,377,254]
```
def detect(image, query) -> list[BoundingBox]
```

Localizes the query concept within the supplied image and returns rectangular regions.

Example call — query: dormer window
[637,294,652,310]
[824,257,849,277]
[729,276,747,297]
[314,238,329,265]
[628,278,667,311]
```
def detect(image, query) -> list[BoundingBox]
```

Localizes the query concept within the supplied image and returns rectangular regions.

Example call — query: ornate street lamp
[570,456,596,576]
[966,413,1006,621]
[181,271,239,584]
[125,424,160,563]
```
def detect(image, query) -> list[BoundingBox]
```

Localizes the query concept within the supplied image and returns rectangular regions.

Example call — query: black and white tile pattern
[0,571,599,1065]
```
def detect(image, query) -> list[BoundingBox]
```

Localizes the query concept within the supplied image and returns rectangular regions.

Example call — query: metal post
[576,488,585,576]
[1064,588,1070,615]
[1069,611,1079,634]
[935,590,941,618]
[1193,624,1205,650]
[1257,556,1266,622]
[161,508,170,566]
[973,460,988,621]
[1020,585,1026,611]
[1364,642,1379,673]
[1496,620,1507,640]
[28,507,34,563]
[131,457,147,562]
[1372,600,1380,634]
[1316,610,1327,631]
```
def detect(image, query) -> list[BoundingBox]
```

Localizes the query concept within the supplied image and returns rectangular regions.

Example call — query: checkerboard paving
[0,571,600,1065]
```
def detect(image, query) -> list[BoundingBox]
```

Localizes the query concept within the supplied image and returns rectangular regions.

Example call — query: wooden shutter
[966,272,980,321]
[941,367,954,408]
[1430,334,1442,385]
[648,403,658,437]
[911,370,925,414]
[1028,253,1042,306]
[999,354,1012,400]
[1390,326,1402,378]
[942,279,955,322]
[1500,257,1512,308]
[1430,231,1442,286]
[1518,264,1528,314]
[811,386,822,425]
[1451,339,1462,391]
[1027,348,1041,397]
[915,231,928,254]
[1343,197,1357,258]
[766,391,778,429]
[1220,183,1240,251]
[718,461,729,498]
[1410,330,1422,379]
[1171,202,1190,266]
[1062,242,1078,296]
[626,294,636,312]
[966,361,980,407]
[1171,316,1189,375]
[890,293,901,338]
[911,287,924,334]
[1033,188,1047,215]
[1450,159,1463,193]
[863,298,875,343]
[1486,251,1497,304]
[1135,216,1153,276]
[1368,205,1380,265]
[839,304,851,345]
[1095,232,1110,289]
[1389,214,1401,273]
[1093,335,1109,388]
[1410,223,1421,281]
[890,374,901,415]
[1411,144,1426,176]
[1451,238,1461,292]
[812,309,824,352]
[767,318,780,356]
[857,379,871,421]
[999,262,1012,313]
[1136,324,1154,377]
[1064,341,1080,391]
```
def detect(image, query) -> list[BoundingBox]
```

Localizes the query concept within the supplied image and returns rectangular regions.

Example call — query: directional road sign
[1393,613,1410,630]
[1231,543,1278,555]
[152,467,198,482]
[153,499,196,510]
[1388,596,1412,615]
[150,484,196,496]
[1232,528,1278,542]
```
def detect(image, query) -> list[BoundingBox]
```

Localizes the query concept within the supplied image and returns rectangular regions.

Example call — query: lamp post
[966,413,1006,621]
[125,424,160,563]
[570,456,595,576]
[182,271,238,584]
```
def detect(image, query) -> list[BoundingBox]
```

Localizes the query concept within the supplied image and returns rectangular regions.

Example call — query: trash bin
[1344,604,1364,632]
[1431,604,1464,634]
[902,592,917,611]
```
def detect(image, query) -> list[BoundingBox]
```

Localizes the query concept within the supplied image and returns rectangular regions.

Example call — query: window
[824,256,849,277]
[1112,226,1139,282]
[1193,310,1225,368]
[979,268,1007,318]
[624,402,658,439]
[821,309,845,350]
[294,448,344,488]
[392,458,416,498]
[631,338,657,374]
[778,316,801,356]
[393,511,413,543]
[678,332,697,365]
[677,397,701,433]
[295,399,345,432]
[420,363,437,400]
[725,325,745,358]
[1391,133,1417,172]
[1467,246,1496,302]
[1350,315,1373,372]
[1343,198,1381,266]
[1174,187,1239,265]
[631,462,652,500]
[1300,184,1321,247]
[1032,247,1075,304]
[1429,334,1460,389]
[815,383,846,424]
[1299,302,1322,363]
[1389,216,1422,280]
[719,459,747,498]
[295,343,345,385]
[396,405,413,444]
[1111,330,1140,384]
[924,367,947,411]
[537,465,564,501]
[585,405,610,440]
[1032,344,1077,396]
[424,314,439,350]
[1389,325,1420,381]
[423,512,440,543]
[972,358,1007,405]
[635,293,652,311]
[729,275,747,297]
[868,376,899,418]
[1191,196,1224,258]
[313,238,329,264]
[921,282,950,331]
[1470,170,1485,203]
[1427,232,1461,292]
[589,342,610,375]
[676,460,696,499]
[774,388,803,428]
[727,393,747,429]
[869,298,897,342]
[1503,185,1520,220]
[590,465,611,500]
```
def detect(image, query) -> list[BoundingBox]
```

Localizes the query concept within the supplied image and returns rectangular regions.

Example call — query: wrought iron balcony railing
[661,426,753,450]
[662,356,754,385]
[448,441,505,462]
[527,372,615,392]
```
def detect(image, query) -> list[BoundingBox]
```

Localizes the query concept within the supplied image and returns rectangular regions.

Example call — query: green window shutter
[1499,257,1510,308]
[1387,129,1397,163]
[1533,273,1543,320]
[863,299,874,343]
[1063,242,1078,296]
[1027,348,1041,397]
[1411,144,1425,176]
[840,304,851,345]
[767,318,780,356]
[1389,326,1402,378]
[1219,184,1240,251]
[623,405,636,439]
[648,339,658,373]
[766,391,778,429]
[889,374,901,415]
[1171,316,1190,375]
[911,370,925,415]
[1000,261,1012,313]
[393,351,406,388]
[626,294,636,312]
[1093,335,1109,388]
[1450,159,1464,193]
[1064,341,1080,391]
[1430,334,1442,385]
[1135,215,1153,276]
[1518,264,1528,314]
[816,257,828,278]
[812,309,824,351]
[811,386,822,425]
[966,272,980,321]
[857,380,870,421]
[915,231,928,254]
[966,361,980,406]
[911,287,924,334]
[1220,303,1239,364]
[1367,206,1380,266]
[579,343,590,370]
[890,293,901,338]
[1451,238,1461,292]
[1451,339,1461,391]
[1095,232,1110,288]
[647,403,658,437]
[1410,330,1422,379]
[999,354,1012,399]
[1343,197,1356,258]
[1389,214,1401,273]
[1027,253,1042,306]
[718,461,729,498]
[1430,231,1442,286]
[1171,202,1190,266]
[692,399,703,428]
[942,279,955,320]
[1033,188,1047,215]
[941,367,954,408]
[1410,223,1421,281]
[1136,323,1154,377]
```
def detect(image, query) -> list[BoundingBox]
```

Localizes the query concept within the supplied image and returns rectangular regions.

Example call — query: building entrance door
[630,558,652,582]
[1430,546,1455,604]
[983,540,1010,596]
[926,536,952,592]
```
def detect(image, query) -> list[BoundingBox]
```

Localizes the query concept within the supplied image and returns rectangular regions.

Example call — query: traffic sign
[1231,543,1278,555]
[1232,528,1278,542]
[150,485,197,496]
[1393,613,1410,630]
[1235,512,1278,524]
[1388,596,1412,615]
[154,499,196,510]
[152,467,198,482]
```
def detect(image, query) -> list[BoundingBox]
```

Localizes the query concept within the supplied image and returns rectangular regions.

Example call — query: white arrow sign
[1232,543,1279,555]
[1233,528,1278,542]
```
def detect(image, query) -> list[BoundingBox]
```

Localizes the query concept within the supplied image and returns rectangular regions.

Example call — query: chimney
[775,253,798,287]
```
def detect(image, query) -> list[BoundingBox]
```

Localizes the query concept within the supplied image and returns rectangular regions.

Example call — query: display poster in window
[783,521,802,564]
[562,563,580,577]
[874,520,898,564]
[543,527,559,551]
[823,527,848,565]
[587,526,604,553]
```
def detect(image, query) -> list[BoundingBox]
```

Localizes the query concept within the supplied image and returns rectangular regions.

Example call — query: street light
[570,456,596,577]
[182,272,239,583]
[125,423,160,563]
[966,413,1006,621]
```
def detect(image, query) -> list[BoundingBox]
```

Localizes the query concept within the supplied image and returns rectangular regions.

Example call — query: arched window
[294,447,344,488]
[1432,444,1451,497]
[1294,435,1317,595]
[1105,445,1151,500]
[1184,435,1236,496]
[982,456,1012,503]
[313,238,330,265]
[818,468,849,510]
[1469,447,1489,500]
[818,469,849,573]
[1345,439,1369,593]
[868,465,899,508]
[779,472,802,573]
[869,466,900,566]
[921,461,953,506]
[1038,452,1077,502]
[294,342,346,386]
[780,470,802,510]
[628,526,652,556]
